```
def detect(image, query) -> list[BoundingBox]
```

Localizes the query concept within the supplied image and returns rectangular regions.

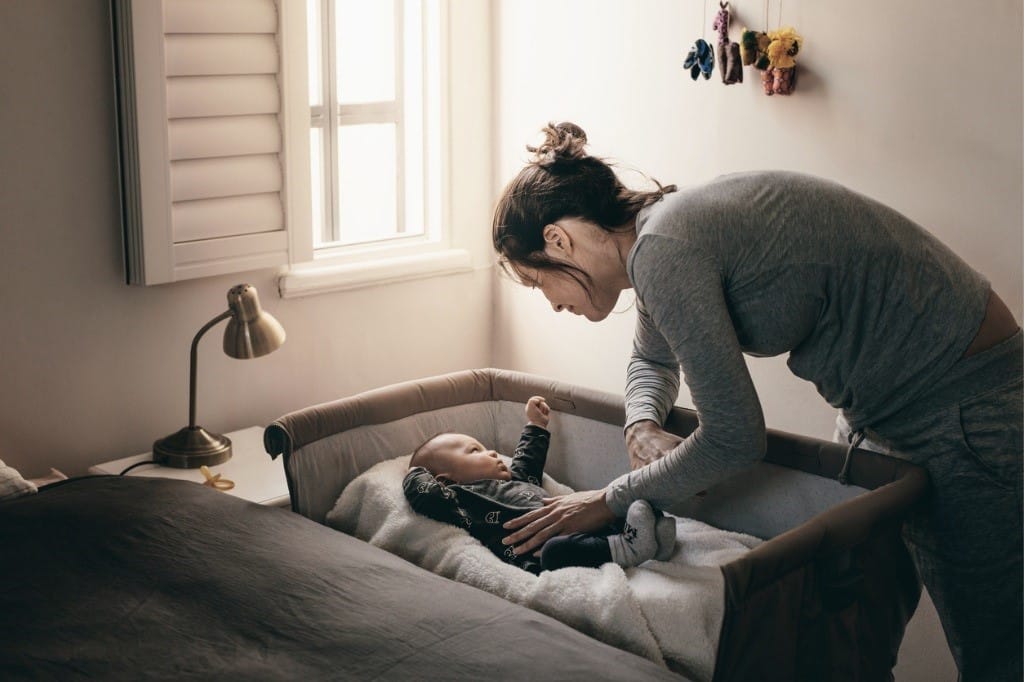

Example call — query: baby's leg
[653,508,677,561]
[607,500,658,567]
[539,534,612,570]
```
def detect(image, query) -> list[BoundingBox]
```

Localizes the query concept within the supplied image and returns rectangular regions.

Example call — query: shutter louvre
[173,193,283,242]
[168,114,280,160]
[166,75,279,119]
[164,34,278,76]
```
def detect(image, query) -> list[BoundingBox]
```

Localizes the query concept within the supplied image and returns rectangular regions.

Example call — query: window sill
[277,248,473,299]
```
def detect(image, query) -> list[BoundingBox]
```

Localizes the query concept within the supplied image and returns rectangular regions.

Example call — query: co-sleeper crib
[264,368,925,681]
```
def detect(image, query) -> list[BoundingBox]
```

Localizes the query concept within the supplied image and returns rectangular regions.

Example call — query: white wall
[0,0,494,477]
[492,0,1023,442]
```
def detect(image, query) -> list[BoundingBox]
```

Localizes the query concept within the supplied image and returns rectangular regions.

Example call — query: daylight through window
[307,0,442,251]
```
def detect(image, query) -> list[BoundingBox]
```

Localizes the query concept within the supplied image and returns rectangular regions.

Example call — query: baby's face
[420,433,511,484]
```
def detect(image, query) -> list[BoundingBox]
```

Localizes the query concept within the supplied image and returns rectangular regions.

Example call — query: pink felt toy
[712,2,742,85]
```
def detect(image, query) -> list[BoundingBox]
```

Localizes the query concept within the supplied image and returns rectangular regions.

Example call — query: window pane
[306,0,323,107]
[337,123,397,244]
[402,0,424,236]
[424,0,441,235]
[335,0,395,104]
[310,127,328,246]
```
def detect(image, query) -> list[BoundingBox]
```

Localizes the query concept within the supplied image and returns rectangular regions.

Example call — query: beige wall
[0,1,493,477]
[492,0,1023,441]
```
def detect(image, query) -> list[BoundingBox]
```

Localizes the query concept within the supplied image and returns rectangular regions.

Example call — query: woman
[493,122,1021,681]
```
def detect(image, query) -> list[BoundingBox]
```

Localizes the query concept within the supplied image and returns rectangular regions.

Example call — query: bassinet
[265,368,925,681]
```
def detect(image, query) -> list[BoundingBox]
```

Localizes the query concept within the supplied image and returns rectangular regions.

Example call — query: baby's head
[409,432,511,484]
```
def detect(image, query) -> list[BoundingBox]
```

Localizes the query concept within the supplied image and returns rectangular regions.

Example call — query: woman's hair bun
[527,121,588,169]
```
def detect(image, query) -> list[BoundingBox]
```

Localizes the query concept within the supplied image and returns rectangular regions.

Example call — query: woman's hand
[502,489,615,556]
[626,420,683,470]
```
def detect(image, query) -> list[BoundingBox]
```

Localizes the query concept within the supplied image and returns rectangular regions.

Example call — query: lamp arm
[187,310,233,428]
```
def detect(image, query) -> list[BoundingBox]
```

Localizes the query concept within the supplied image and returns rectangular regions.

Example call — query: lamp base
[153,426,232,469]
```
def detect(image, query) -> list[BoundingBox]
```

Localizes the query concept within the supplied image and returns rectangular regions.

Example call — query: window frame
[278,0,478,299]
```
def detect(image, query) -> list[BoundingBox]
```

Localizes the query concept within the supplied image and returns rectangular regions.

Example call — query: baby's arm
[525,395,550,428]
[509,396,550,484]
[402,467,472,529]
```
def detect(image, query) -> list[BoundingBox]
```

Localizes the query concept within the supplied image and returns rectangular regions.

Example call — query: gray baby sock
[654,514,677,561]
[608,500,658,567]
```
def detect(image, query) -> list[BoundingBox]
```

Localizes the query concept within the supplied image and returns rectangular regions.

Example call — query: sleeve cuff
[603,474,634,517]
[623,405,666,432]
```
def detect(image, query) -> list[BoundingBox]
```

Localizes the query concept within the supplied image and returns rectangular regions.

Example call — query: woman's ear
[542,223,572,257]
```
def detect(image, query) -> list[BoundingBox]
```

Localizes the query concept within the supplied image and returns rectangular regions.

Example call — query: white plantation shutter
[112,0,311,285]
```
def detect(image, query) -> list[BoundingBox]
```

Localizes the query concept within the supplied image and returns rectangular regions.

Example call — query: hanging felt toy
[763,27,801,95]
[683,0,714,81]
[745,0,802,96]
[740,29,770,68]
[683,39,715,80]
[712,2,742,84]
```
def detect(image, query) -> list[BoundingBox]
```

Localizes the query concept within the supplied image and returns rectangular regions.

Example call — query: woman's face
[521,217,629,322]
[529,268,617,322]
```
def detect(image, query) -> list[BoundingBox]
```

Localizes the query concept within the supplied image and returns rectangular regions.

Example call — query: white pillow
[0,459,37,501]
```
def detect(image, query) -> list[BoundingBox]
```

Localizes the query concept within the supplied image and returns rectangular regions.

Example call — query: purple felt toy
[712,2,743,85]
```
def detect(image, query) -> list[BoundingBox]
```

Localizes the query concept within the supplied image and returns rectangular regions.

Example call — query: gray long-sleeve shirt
[605,170,989,516]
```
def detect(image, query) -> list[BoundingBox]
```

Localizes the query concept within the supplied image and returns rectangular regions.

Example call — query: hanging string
[763,0,769,29]
[703,0,707,38]
[777,0,783,28]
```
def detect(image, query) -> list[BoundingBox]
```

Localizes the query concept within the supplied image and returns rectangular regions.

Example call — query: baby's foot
[654,514,677,561]
[609,500,657,567]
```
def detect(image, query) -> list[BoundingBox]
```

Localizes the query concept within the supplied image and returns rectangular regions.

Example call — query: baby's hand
[526,396,550,428]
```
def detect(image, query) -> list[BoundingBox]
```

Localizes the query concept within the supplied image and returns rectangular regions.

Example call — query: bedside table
[89,426,289,507]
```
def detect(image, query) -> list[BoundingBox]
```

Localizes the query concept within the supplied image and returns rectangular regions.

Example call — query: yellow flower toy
[761,27,802,95]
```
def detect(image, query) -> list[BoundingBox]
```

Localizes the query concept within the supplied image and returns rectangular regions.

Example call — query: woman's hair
[491,122,676,292]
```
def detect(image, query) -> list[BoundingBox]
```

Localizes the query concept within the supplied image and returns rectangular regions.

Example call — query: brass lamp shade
[223,284,286,359]
[152,284,285,469]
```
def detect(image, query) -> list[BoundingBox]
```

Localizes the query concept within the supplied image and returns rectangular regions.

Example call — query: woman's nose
[488,451,498,458]
[551,302,564,313]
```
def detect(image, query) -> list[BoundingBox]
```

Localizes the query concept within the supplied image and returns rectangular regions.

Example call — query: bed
[0,475,680,680]
[264,368,927,681]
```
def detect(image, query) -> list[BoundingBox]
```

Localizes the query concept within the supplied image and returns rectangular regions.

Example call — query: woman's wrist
[625,419,660,443]
[597,486,625,522]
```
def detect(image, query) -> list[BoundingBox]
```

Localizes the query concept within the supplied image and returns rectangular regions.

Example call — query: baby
[402,396,675,575]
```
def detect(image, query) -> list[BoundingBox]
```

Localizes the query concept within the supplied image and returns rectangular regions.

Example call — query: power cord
[119,461,155,476]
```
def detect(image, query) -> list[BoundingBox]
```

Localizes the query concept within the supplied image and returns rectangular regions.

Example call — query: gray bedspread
[0,476,681,680]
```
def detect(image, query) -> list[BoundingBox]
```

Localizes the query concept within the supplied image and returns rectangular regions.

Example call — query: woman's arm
[625,302,685,468]
[605,234,766,516]
[624,300,681,431]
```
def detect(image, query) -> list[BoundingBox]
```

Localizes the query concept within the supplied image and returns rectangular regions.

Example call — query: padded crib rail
[266,367,918,492]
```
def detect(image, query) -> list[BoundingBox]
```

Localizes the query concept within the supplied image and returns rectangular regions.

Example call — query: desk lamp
[153,284,285,468]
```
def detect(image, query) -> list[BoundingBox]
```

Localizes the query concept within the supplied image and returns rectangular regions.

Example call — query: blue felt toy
[683,38,715,80]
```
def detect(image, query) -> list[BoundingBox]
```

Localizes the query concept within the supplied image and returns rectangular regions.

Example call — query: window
[111,0,474,292]
[306,0,443,255]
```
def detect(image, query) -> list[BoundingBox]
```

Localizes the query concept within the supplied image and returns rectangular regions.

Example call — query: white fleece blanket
[326,455,761,681]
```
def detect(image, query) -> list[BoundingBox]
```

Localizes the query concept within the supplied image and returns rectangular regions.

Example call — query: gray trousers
[837,331,1023,682]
